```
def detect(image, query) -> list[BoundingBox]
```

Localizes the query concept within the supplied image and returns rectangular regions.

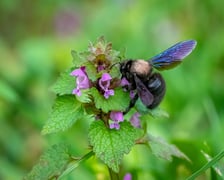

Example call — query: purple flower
[109,111,124,130]
[120,77,136,99]
[97,65,105,72]
[121,77,130,86]
[70,66,90,96]
[130,112,141,128]
[120,77,130,86]
[123,173,132,180]
[109,122,120,130]
[99,73,114,99]
[110,111,124,122]
[120,77,131,92]
[129,90,136,99]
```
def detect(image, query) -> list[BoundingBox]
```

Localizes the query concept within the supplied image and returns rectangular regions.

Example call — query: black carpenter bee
[120,40,197,113]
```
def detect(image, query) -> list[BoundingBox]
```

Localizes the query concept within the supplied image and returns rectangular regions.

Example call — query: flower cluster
[70,37,141,130]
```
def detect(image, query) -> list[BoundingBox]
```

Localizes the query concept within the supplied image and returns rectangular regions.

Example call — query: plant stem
[187,150,224,180]
[58,151,94,180]
[108,166,120,180]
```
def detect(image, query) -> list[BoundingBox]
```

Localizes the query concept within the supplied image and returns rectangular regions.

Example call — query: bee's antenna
[109,62,120,70]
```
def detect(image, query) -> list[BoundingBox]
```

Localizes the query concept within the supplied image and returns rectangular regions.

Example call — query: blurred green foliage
[1,0,224,179]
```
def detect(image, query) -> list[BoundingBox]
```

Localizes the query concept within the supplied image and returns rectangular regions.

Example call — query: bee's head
[110,59,133,76]
[119,60,135,82]
[120,60,133,73]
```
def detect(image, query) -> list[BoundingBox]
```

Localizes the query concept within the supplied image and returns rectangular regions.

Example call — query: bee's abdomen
[146,73,166,109]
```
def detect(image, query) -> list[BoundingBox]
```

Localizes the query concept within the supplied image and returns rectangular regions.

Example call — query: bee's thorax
[130,60,151,76]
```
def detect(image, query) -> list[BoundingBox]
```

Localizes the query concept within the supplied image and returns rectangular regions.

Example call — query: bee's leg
[123,93,138,114]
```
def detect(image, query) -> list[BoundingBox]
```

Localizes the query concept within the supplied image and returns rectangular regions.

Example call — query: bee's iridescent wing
[133,74,154,107]
[149,40,197,70]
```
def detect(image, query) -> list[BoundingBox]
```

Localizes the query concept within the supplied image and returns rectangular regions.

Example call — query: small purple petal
[72,88,81,96]
[130,90,136,99]
[71,67,90,95]
[70,69,81,76]
[70,67,86,76]
[76,75,90,89]
[110,122,120,130]
[110,111,124,122]
[97,65,105,72]
[120,77,130,86]
[99,80,110,91]
[130,112,141,128]
[101,73,112,81]
[104,89,114,99]
[123,173,132,180]
[99,73,112,91]
[99,73,114,99]
[109,111,124,130]
[80,66,86,71]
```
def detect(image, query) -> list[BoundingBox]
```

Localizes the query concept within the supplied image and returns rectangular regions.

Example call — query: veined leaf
[24,144,71,180]
[71,50,90,67]
[51,69,75,95]
[91,87,130,113]
[42,95,85,134]
[88,120,142,172]
[75,89,92,103]
[135,99,169,119]
[147,133,190,161]
[84,61,98,81]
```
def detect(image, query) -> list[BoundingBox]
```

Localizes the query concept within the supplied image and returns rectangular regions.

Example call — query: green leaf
[71,50,89,67]
[24,144,71,180]
[51,69,75,95]
[118,47,126,60]
[147,133,190,161]
[91,87,130,113]
[149,108,169,118]
[109,65,120,79]
[84,61,98,81]
[42,95,84,134]
[75,89,92,103]
[88,120,142,172]
[135,99,169,119]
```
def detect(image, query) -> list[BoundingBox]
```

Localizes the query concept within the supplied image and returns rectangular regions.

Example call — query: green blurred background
[1,0,224,179]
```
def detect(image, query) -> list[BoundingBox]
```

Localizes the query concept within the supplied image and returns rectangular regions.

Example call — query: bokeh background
[1,0,224,179]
